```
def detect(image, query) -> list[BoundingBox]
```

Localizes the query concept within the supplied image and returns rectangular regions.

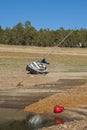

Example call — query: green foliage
[0,21,87,47]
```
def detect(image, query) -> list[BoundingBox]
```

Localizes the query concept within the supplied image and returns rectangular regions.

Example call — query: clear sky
[0,0,87,30]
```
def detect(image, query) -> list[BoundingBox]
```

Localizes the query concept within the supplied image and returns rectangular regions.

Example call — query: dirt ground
[0,44,87,129]
[0,44,87,89]
[24,83,87,113]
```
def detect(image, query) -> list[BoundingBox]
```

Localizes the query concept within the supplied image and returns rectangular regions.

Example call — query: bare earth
[0,45,87,129]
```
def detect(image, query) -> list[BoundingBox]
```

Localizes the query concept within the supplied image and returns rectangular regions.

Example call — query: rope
[44,30,73,58]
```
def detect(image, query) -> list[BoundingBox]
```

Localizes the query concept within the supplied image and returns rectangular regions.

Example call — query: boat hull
[26,61,48,74]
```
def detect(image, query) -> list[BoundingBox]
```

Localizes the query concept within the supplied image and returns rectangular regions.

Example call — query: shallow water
[0,106,87,130]
[0,113,73,130]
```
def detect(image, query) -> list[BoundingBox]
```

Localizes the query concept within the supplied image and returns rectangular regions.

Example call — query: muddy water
[0,106,87,130]
[0,79,87,129]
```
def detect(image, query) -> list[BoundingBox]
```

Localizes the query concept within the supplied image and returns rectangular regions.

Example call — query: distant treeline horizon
[0,20,87,47]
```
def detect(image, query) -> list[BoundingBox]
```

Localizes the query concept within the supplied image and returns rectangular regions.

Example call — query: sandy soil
[39,120,87,130]
[24,83,87,113]
[0,45,87,129]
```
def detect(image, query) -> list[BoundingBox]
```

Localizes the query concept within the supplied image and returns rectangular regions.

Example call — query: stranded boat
[26,31,73,74]
[26,59,49,74]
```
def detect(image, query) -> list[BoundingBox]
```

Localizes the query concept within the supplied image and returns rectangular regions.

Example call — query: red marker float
[59,106,64,111]
[53,105,64,113]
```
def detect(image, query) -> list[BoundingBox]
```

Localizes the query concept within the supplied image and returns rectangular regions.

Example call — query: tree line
[0,20,87,47]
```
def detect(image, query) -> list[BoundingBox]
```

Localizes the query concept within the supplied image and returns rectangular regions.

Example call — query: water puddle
[0,106,87,130]
[0,114,70,130]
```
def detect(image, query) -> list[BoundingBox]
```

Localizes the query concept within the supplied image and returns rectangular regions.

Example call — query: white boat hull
[26,61,48,74]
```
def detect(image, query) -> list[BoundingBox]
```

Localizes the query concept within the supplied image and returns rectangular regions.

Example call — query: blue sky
[0,0,87,30]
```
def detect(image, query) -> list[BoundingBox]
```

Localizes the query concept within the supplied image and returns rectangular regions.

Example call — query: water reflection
[27,113,54,130]
[0,113,64,130]
[54,117,64,125]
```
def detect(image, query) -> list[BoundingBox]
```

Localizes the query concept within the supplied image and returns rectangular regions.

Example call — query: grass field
[0,44,87,90]
[0,44,87,71]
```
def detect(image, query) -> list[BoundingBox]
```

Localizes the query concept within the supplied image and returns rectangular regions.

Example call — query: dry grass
[1,45,87,71]
[0,44,87,89]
